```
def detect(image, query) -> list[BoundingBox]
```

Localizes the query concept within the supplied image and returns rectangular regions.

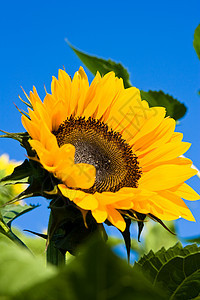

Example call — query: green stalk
[46,212,66,266]
[0,218,31,251]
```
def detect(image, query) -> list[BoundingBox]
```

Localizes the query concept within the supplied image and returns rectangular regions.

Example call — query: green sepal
[120,217,131,262]
[148,213,176,236]
[47,197,107,256]
[0,130,28,145]
[136,212,146,242]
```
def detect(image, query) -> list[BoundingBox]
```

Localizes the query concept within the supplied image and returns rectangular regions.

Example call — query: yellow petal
[130,107,166,143]
[108,87,144,135]
[157,190,195,221]
[75,67,89,116]
[133,117,176,155]
[107,206,126,231]
[94,188,134,205]
[58,185,98,210]
[83,71,101,109]
[139,164,197,191]
[92,204,108,223]
[21,116,40,140]
[65,163,96,189]
[114,199,133,209]
[170,183,200,201]
[83,72,118,119]
[139,142,191,167]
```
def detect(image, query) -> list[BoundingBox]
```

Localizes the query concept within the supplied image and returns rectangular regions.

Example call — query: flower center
[53,116,142,193]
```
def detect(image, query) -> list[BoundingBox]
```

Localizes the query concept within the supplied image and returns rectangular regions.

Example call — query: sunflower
[21,67,199,231]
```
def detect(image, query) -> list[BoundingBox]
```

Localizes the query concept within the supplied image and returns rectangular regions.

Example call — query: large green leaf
[69,43,187,120]
[67,41,132,88]
[140,90,187,120]
[0,240,56,298]
[12,236,165,300]
[134,242,200,299]
[194,24,200,60]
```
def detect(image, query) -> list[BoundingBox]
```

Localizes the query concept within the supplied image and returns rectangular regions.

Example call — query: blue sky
[0,0,200,238]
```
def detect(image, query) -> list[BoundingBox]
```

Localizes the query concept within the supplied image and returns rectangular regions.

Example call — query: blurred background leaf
[11,236,165,300]
[0,154,39,248]
[0,228,46,259]
[0,240,56,298]
[194,24,200,59]
[140,220,178,254]
[108,220,179,261]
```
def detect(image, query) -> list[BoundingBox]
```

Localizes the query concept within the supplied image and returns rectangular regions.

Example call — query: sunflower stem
[46,212,66,266]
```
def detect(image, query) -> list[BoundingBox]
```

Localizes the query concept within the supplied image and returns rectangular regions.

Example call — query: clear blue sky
[0,0,200,238]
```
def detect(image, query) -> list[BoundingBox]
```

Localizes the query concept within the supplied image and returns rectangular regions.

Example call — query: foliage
[2,237,165,300]
[141,220,179,254]
[107,221,179,260]
[134,242,200,299]
[69,42,187,120]
[1,235,200,299]
[193,24,200,95]
[0,156,39,247]
[67,41,132,88]
[140,90,186,120]
[194,24,200,60]
[0,240,55,298]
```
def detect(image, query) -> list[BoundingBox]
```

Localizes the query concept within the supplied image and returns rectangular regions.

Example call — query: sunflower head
[6,66,199,254]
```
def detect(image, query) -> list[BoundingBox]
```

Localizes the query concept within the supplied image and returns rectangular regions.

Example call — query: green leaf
[134,242,200,299]
[140,90,187,120]
[181,235,200,244]
[0,202,38,248]
[47,198,107,257]
[69,43,187,121]
[142,221,178,254]
[1,203,38,228]
[13,236,165,300]
[0,240,56,297]
[67,41,132,88]
[0,159,32,185]
[1,157,59,207]
[194,24,200,60]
